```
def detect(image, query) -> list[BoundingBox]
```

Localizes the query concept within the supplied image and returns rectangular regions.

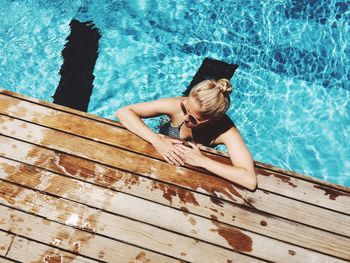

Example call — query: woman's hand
[152,136,185,166]
[174,142,206,167]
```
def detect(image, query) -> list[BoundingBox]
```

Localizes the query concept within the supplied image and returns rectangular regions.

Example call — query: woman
[115,79,257,191]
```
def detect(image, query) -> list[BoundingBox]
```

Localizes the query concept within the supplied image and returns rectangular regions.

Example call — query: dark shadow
[53,19,101,112]
[182,58,239,96]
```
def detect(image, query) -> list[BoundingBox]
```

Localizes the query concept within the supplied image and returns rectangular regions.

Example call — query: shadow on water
[53,19,101,112]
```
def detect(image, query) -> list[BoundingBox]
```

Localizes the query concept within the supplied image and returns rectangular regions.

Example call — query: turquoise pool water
[0,0,349,186]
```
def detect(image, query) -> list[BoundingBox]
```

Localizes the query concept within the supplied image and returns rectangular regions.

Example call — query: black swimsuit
[159,114,235,147]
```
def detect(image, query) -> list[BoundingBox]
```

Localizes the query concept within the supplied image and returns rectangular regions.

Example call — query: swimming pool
[0,0,349,187]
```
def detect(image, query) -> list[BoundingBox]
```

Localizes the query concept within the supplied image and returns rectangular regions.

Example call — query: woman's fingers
[165,152,183,166]
[187,141,199,150]
[169,138,183,144]
[171,152,184,166]
[164,155,176,165]
[171,147,186,165]
[187,141,196,147]
[172,146,186,158]
[187,142,201,153]
[162,148,185,166]
[158,138,189,166]
[174,144,190,153]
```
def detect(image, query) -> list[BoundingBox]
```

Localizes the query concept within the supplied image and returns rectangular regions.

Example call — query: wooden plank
[1,172,348,262]
[0,182,264,263]
[244,189,350,237]
[0,257,17,263]
[209,156,350,214]
[255,160,350,193]
[0,88,118,127]
[1,93,350,215]
[0,231,13,257]
[1,118,350,238]
[0,206,182,263]
[4,236,97,263]
[0,229,98,262]
[214,151,350,195]
[1,156,350,260]
[255,169,350,213]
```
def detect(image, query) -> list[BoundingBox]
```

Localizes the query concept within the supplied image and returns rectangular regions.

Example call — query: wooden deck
[0,88,349,263]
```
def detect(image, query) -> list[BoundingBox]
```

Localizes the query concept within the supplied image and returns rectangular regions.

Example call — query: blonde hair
[189,79,232,119]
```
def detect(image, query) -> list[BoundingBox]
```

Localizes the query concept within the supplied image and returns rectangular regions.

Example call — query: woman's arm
[115,97,185,166]
[175,127,257,191]
[115,99,169,145]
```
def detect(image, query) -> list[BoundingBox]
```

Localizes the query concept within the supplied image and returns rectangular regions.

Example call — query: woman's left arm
[175,127,257,191]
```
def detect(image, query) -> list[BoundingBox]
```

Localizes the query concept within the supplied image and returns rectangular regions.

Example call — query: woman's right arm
[115,97,184,165]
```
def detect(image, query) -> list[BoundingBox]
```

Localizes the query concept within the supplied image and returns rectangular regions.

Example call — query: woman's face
[181,97,211,129]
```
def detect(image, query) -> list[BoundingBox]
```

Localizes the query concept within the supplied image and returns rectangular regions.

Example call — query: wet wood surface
[0,88,350,262]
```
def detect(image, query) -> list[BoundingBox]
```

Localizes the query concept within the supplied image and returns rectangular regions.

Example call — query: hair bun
[216,79,232,96]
